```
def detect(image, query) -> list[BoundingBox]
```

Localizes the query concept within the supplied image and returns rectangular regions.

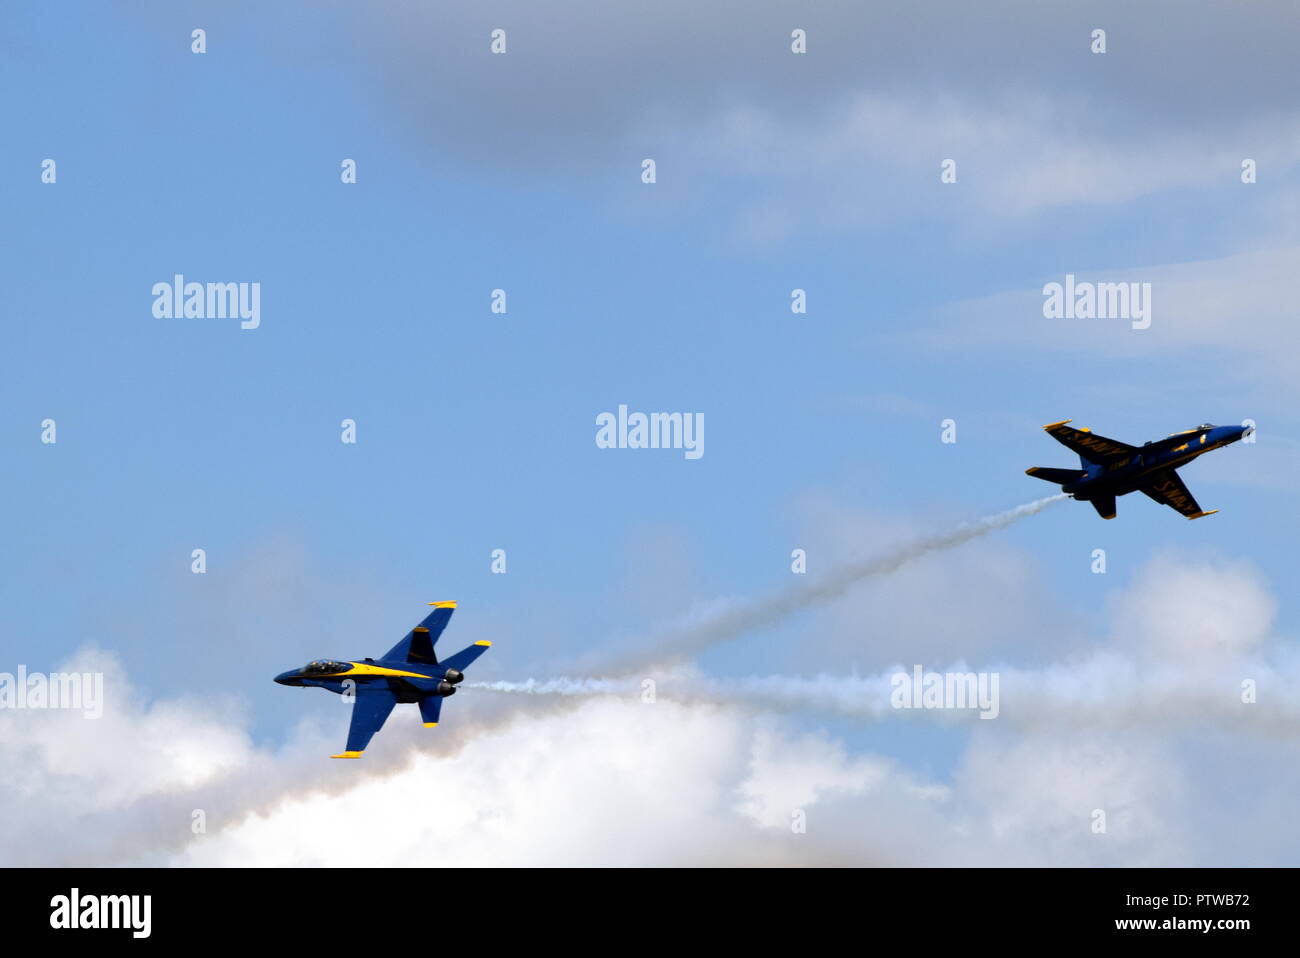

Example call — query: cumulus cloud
[0,647,255,865]
[5,549,1299,866]
[1109,551,1276,663]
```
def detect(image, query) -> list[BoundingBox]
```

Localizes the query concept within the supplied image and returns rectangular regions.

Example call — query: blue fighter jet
[274,601,490,758]
[1027,420,1252,520]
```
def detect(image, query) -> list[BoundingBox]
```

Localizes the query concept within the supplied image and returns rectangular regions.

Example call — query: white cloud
[5,549,1299,867]
[0,647,250,813]
[925,246,1300,392]
[660,94,1300,245]
[736,726,890,830]
[954,731,1189,866]
[143,1,1300,244]
[1109,552,1275,664]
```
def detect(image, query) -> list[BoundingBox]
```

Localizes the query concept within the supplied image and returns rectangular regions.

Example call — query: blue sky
[4,2,1300,865]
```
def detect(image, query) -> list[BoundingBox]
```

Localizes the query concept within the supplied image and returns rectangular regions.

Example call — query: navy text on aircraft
[1026,420,1251,520]
[274,601,489,758]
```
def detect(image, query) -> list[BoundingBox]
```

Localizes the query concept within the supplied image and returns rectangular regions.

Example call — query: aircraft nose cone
[274,671,298,686]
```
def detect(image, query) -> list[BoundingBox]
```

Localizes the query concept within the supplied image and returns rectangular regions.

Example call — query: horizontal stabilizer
[1025,466,1086,485]
[438,640,492,673]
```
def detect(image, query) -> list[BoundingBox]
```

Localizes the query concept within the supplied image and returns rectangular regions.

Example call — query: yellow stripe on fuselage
[315,662,435,679]
[1141,440,1231,477]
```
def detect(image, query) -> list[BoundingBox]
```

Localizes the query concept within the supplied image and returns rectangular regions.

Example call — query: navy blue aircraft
[275,602,489,758]
[1027,420,1251,520]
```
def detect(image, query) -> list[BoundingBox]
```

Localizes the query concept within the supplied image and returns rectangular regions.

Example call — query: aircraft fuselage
[1063,424,1248,502]
[274,658,464,702]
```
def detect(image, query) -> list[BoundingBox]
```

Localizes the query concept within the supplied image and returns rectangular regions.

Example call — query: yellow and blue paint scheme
[274,601,492,758]
[1026,421,1251,520]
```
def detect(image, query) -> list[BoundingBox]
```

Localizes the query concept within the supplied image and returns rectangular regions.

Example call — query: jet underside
[1026,420,1251,520]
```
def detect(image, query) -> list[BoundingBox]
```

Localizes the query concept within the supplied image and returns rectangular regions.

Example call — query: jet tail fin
[383,601,457,665]
[1089,494,1117,520]
[418,696,444,727]
[1025,467,1086,485]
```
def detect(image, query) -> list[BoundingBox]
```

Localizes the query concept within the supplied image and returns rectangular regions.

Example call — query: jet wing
[332,686,398,758]
[1138,469,1218,519]
[382,601,457,665]
[1042,420,1138,462]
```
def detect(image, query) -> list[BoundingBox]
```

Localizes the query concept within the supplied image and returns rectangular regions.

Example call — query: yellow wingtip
[1042,419,1073,430]
[1189,510,1220,520]
[428,600,457,608]
[423,722,439,728]
[331,751,363,759]
[474,640,492,646]
[1025,467,1041,475]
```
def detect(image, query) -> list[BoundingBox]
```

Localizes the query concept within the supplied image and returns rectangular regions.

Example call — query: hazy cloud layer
[923,245,1300,395]
[122,0,1300,240]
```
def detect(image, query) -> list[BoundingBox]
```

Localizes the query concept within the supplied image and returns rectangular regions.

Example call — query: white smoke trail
[470,677,642,696]
[14,497,1063,866]
[469,673,894,714]
[607,495,1067,671]
[470,654,1300,736]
